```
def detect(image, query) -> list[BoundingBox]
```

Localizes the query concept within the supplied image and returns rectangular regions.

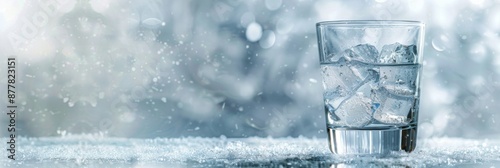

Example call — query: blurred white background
[0,0,499,139]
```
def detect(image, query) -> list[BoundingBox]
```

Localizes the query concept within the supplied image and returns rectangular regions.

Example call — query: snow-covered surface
[2,137,500,167]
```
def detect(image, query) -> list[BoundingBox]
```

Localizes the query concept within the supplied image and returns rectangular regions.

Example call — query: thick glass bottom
[327,124,417,156]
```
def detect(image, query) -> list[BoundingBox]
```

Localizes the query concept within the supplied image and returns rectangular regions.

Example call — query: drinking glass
[316,20,425,155]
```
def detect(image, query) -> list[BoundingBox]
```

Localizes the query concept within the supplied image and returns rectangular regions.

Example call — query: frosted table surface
[2,136,500,167]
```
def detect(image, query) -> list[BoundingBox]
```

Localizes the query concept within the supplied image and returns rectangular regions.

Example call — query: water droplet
[259,30,276,49]
[90,101,97,107]
[309,78,318,83]
[238,107,244,111]
[161,97,167,103]
[142,18,163,28]
[68,101,75,107]
[432,35,449,52]
[265,0,282,11]
[246,22,262,42]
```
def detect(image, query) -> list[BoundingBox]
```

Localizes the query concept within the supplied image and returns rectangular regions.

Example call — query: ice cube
[379,64,418,96]
[325,104,340,120]
[334,93,373,127]
[325,104,345,126]
[371,87,414,125]
[321,58,364,109]
[325,53,340,63]
[322,58,381,110]
[326,44,379,63]
[321,58,363,91]
[355,69,380,97]
[341,44,379,63]
[379,43,417,64]
[383,84,416,96]
[324,90,349,110]
[348,61,378,81]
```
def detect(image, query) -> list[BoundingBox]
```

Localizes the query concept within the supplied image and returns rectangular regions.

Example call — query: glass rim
[316,20,424,27]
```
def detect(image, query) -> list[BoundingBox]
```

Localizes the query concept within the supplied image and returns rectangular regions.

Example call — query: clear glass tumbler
[316,20,425,155]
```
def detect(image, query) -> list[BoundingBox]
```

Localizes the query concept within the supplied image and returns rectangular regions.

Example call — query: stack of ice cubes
[322,43,418,127]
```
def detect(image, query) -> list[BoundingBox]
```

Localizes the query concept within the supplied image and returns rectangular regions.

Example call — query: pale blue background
[0,0,499,139]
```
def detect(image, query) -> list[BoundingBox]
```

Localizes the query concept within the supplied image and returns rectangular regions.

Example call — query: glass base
[327,125,417,156]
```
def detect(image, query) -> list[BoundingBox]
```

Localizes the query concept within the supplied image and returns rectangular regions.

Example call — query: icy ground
[2,136,500,167]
